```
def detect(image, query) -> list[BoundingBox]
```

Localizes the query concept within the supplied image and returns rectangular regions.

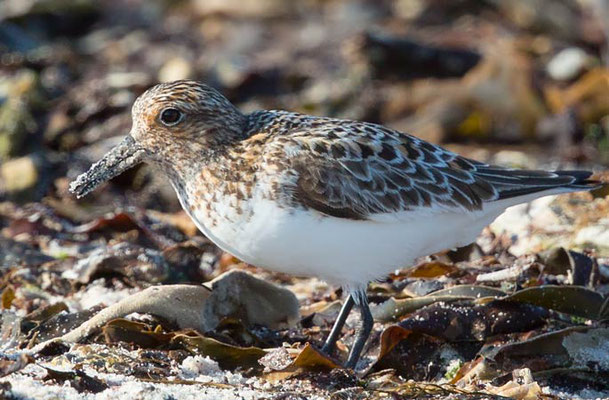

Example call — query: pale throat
[154,140,255,213]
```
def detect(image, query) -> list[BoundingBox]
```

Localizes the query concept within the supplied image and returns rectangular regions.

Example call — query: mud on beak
[69,135,145,199]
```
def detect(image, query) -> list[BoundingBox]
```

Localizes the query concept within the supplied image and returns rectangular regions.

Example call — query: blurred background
[2,3,609,395]
[1,0,608,209]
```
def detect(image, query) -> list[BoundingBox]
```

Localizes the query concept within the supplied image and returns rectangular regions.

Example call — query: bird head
[69,80,245,198]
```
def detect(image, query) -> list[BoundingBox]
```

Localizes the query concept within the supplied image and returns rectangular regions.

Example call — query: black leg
[345,298,373,369]
[321,295,354,355]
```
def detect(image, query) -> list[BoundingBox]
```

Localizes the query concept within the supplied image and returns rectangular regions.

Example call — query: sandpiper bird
[70,80,600,369]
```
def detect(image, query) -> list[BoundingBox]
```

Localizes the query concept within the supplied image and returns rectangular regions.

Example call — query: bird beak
[69,135,145,199]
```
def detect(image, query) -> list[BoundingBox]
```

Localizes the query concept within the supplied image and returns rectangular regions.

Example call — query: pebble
[202,270,300,331]
[574,224,609,250]
[546,47,591,81]
[158,57,193,83]
[1,155,38,193]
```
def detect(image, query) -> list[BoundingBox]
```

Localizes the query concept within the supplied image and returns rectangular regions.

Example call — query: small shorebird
[70,80,600,369]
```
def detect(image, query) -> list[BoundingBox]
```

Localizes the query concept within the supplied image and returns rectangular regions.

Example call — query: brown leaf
[23,302,69,326]
[103,319,173,348]
[262,344,340,381]
[373,285,507,322]
[0,354,32,378]
[545,68,609,117]
[292,343,339,370]
[27,306,101,343]
[1,285,15,309]
[378,325,413,360]
[482,326,609,375]
[148,210,198,237]
[5,217,51,237]
[502,285,607,320]
[171,330,266,370]
[368,331,445,380]
[429,285,507,298]
[70,211,175,249]
[397,301,548,341]
[43,367,108,393]
[403,261,458,279]
[540,248,594,286]
[70,212,138,234]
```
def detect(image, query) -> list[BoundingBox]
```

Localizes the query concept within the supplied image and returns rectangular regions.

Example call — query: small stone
[192,0,291,17]
[180,355,222,379]
[202,270,300,331]
[0,155,38,193]
[62,242,169,284]
[575,224,609,251]
[0,70,41,159]
[491,150,535,169]
[213,57,249,89]
[547,47,592,81]
[403,279,444,297]
[105,72,150,89]
[158,57,193,83]
[489,196,562,256]
[0,237,53,269]
[258,347,292,371]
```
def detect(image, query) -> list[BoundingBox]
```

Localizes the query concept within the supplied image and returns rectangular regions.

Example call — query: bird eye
[159,108,183,126]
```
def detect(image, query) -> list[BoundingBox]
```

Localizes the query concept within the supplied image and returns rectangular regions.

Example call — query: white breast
[175,183,519,292]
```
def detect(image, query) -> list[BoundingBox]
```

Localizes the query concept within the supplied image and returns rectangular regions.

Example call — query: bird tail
[468,167,603,202]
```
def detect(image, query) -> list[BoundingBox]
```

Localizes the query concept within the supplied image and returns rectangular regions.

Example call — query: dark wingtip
[493,169,603,200]
[553,170,593,182]
[554,170,604,190]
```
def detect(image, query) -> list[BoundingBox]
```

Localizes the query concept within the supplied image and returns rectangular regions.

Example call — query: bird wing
[262,118,597,221]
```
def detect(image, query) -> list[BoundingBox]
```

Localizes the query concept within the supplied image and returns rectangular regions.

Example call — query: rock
[192,0,292,18]
[463,40,546,142]
[105,72,150,89]
[56,284,212,344]
[62,243,170,284]
[575,224,609,251]
[546,47,592,81]
[392,0,425,20]
[179,355,223,380]
[489,196,563,256]
[0,0,100,33]
[403,279,444,297]
[491,150,536,169]
[0,237,53,269]
[158,57,194,83]
[202,270,299,331]
[359,32,481,80]
[539,247,572,275]
[0,155,38,193]
[43,271,299,346]
[0,70,43,159]
[0,153,51,202]
[544,68,609,121]
[309,300,342,327]
[490,0,582,40]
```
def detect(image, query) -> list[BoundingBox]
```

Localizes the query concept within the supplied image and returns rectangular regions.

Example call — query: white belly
[179,191,510,291]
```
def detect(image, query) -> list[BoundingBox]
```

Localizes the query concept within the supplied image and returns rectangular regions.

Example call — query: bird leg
[345,298,373,369]
[320,293,374,369]
[321,294,354,355]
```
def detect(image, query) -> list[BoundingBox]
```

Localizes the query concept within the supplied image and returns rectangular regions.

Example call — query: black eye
[159,108,182,126]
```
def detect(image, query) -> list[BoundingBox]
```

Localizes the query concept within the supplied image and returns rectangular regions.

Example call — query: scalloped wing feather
[252,112,598,221]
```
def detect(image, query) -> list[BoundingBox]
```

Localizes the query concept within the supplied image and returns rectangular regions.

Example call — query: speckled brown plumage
[71,80,598,224]
[85,80,595,225]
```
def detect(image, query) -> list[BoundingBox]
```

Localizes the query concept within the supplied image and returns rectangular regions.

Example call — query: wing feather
[254,113,599,220]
